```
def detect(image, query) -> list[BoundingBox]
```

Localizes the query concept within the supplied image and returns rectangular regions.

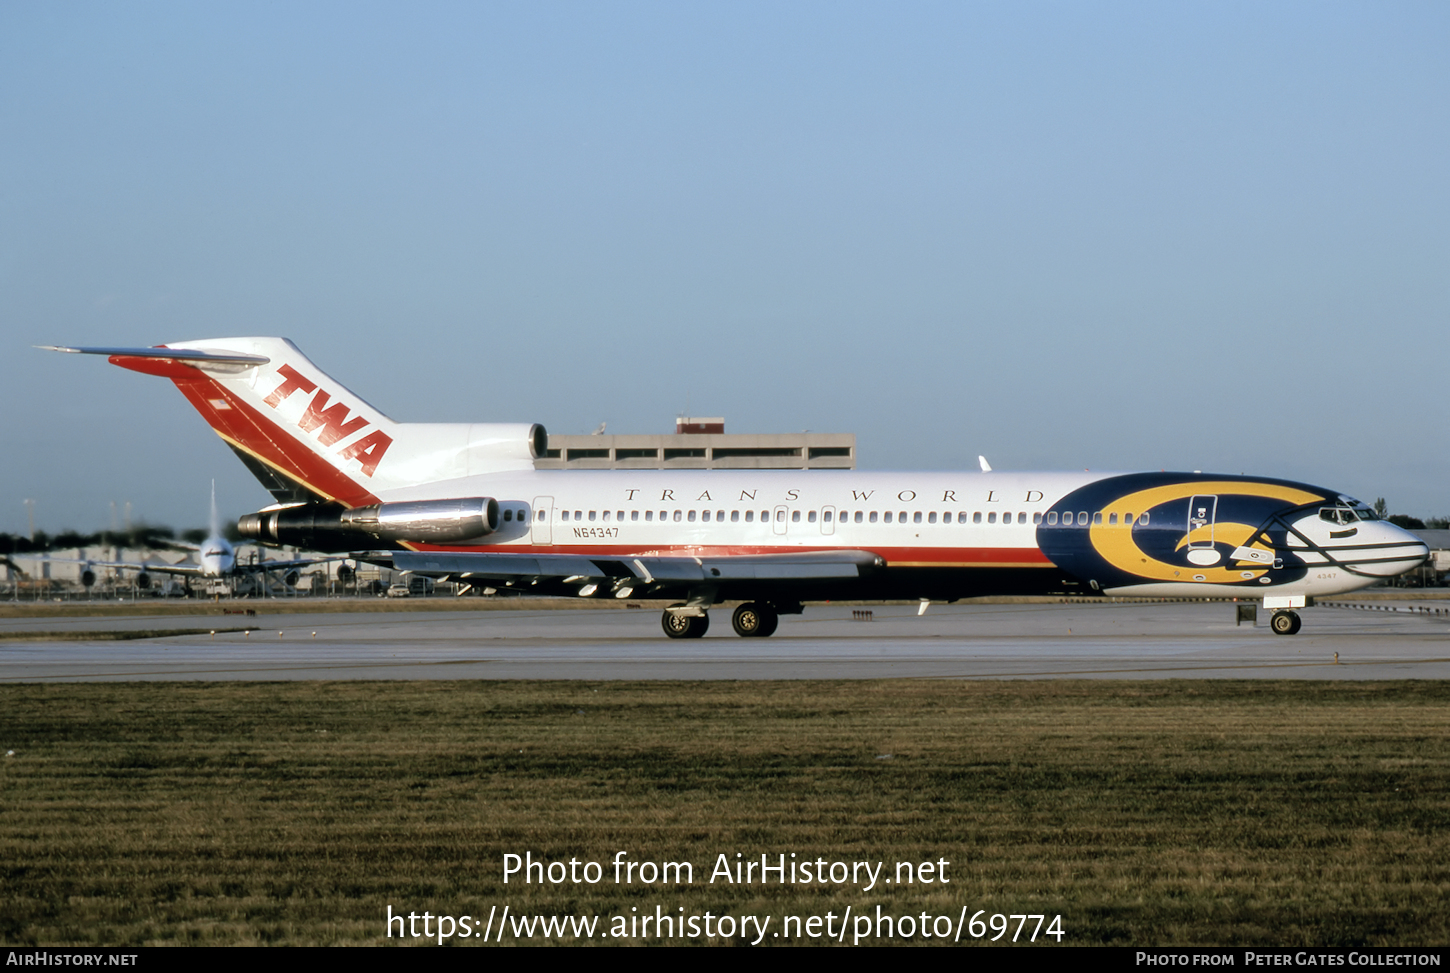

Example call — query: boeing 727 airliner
[44,338,1429,637]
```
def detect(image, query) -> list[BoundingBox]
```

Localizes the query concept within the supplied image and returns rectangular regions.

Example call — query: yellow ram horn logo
[1088,480,1322,585]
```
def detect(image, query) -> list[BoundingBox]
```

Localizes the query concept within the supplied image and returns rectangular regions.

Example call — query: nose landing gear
[1269,610,1302,635]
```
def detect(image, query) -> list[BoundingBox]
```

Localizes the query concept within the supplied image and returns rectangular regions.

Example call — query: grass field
[2,680,1447,946]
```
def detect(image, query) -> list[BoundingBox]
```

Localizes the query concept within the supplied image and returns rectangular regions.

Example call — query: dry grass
[1,680,1447,945]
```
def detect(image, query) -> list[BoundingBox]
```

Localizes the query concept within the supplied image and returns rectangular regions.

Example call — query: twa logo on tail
[263,364,393,477]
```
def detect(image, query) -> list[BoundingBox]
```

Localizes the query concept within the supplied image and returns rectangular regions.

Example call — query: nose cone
[1349,521,1429,578]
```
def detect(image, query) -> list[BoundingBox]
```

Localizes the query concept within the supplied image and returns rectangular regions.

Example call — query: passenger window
[745,510,755,523]
[645,511,653,522]
[1032,512,1042,525]
[1109,513,1118,525]
[1140,512,1150,525]
[1002,512,1012,524]
[617,510,624,521]
[575,510,583,521]
[631,510,639,521]
[1092,512,1103,526]
[854,511,863,523]
[688,511,696,522]
[870,512,879,523]
[1078,512,1088,526]
[731,510,740,522]
[1018,512,1026,524]
[589,511,597,521]
[988,512,997,524]
[824,510,833,523]
[928,512,937,524]
[602,511,610,521]
[792,510,800,523]
[974,512,982,524]
[673,510,682,522]
[1047,511,1057,525]
[1124,513,1133,525]
[762,510,770,521]
[958,512,968,524]
[808,511,817,523]
[884,512,893,523]
[561,510,569,522]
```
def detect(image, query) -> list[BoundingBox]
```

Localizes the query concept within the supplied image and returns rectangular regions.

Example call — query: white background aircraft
[13,480,331,595]
[47,339,1429,635]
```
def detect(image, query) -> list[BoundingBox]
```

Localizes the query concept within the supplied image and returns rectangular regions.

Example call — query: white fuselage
[380,468,1425,601]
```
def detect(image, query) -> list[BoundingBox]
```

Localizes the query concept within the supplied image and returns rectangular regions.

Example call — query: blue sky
[3,1,1447,532]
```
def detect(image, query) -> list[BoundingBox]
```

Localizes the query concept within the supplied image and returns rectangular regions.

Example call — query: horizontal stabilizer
[38,345,271,365]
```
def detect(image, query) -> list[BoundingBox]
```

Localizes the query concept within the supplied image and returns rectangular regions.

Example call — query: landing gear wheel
[731,602,779,638]
[1270,610,1302,635]
[662,607,709,639]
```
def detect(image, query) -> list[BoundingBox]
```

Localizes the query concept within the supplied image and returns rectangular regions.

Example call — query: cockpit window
[1319,506,1364,526]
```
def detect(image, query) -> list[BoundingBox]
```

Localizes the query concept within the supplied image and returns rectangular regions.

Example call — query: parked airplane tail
[43,338,545,508]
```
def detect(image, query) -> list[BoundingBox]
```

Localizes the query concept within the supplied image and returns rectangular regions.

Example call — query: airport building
[535,416,855,471]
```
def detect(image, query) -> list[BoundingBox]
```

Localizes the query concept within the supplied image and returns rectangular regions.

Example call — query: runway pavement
[3,599,1449,680]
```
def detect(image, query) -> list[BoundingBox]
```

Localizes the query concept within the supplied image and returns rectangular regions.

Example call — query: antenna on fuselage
[978,455,992,472]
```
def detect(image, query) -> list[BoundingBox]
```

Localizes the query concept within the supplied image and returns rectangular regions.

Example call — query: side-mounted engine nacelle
[239,497,500,551]
[339,498,500,543]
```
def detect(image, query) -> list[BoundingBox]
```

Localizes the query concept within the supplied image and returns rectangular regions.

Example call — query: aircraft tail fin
[47,338,545,507]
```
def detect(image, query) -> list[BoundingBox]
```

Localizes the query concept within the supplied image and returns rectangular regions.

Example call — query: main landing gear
[730,602,778,638]
[1269,610,1302,636]
[661,609,709,639]
[660,601,784,639]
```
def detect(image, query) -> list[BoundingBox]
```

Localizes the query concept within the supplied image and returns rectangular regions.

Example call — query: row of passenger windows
[550,508,1151,526]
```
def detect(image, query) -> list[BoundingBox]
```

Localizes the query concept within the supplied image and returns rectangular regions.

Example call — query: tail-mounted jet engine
[338,498,500,543]
[238,498,500,552]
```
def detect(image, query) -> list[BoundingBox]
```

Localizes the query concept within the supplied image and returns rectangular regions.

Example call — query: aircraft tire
[662,608,709,639]
[731,602,779,638]
[1270,610,1301,636]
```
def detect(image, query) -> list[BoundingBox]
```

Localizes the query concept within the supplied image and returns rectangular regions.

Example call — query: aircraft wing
[20,554,209,576]
[391,549,885,587]
[240,556,338,574]
[6,552,333,577]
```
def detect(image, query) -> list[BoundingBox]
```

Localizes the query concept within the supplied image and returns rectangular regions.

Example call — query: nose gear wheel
[1269,610,1302,635]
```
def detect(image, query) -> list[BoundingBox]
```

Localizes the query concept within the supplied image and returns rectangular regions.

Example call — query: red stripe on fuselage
[407,541,1055,566]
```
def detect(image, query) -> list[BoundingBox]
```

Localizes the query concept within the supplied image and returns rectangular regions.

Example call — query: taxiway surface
[2,600,1448,680]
